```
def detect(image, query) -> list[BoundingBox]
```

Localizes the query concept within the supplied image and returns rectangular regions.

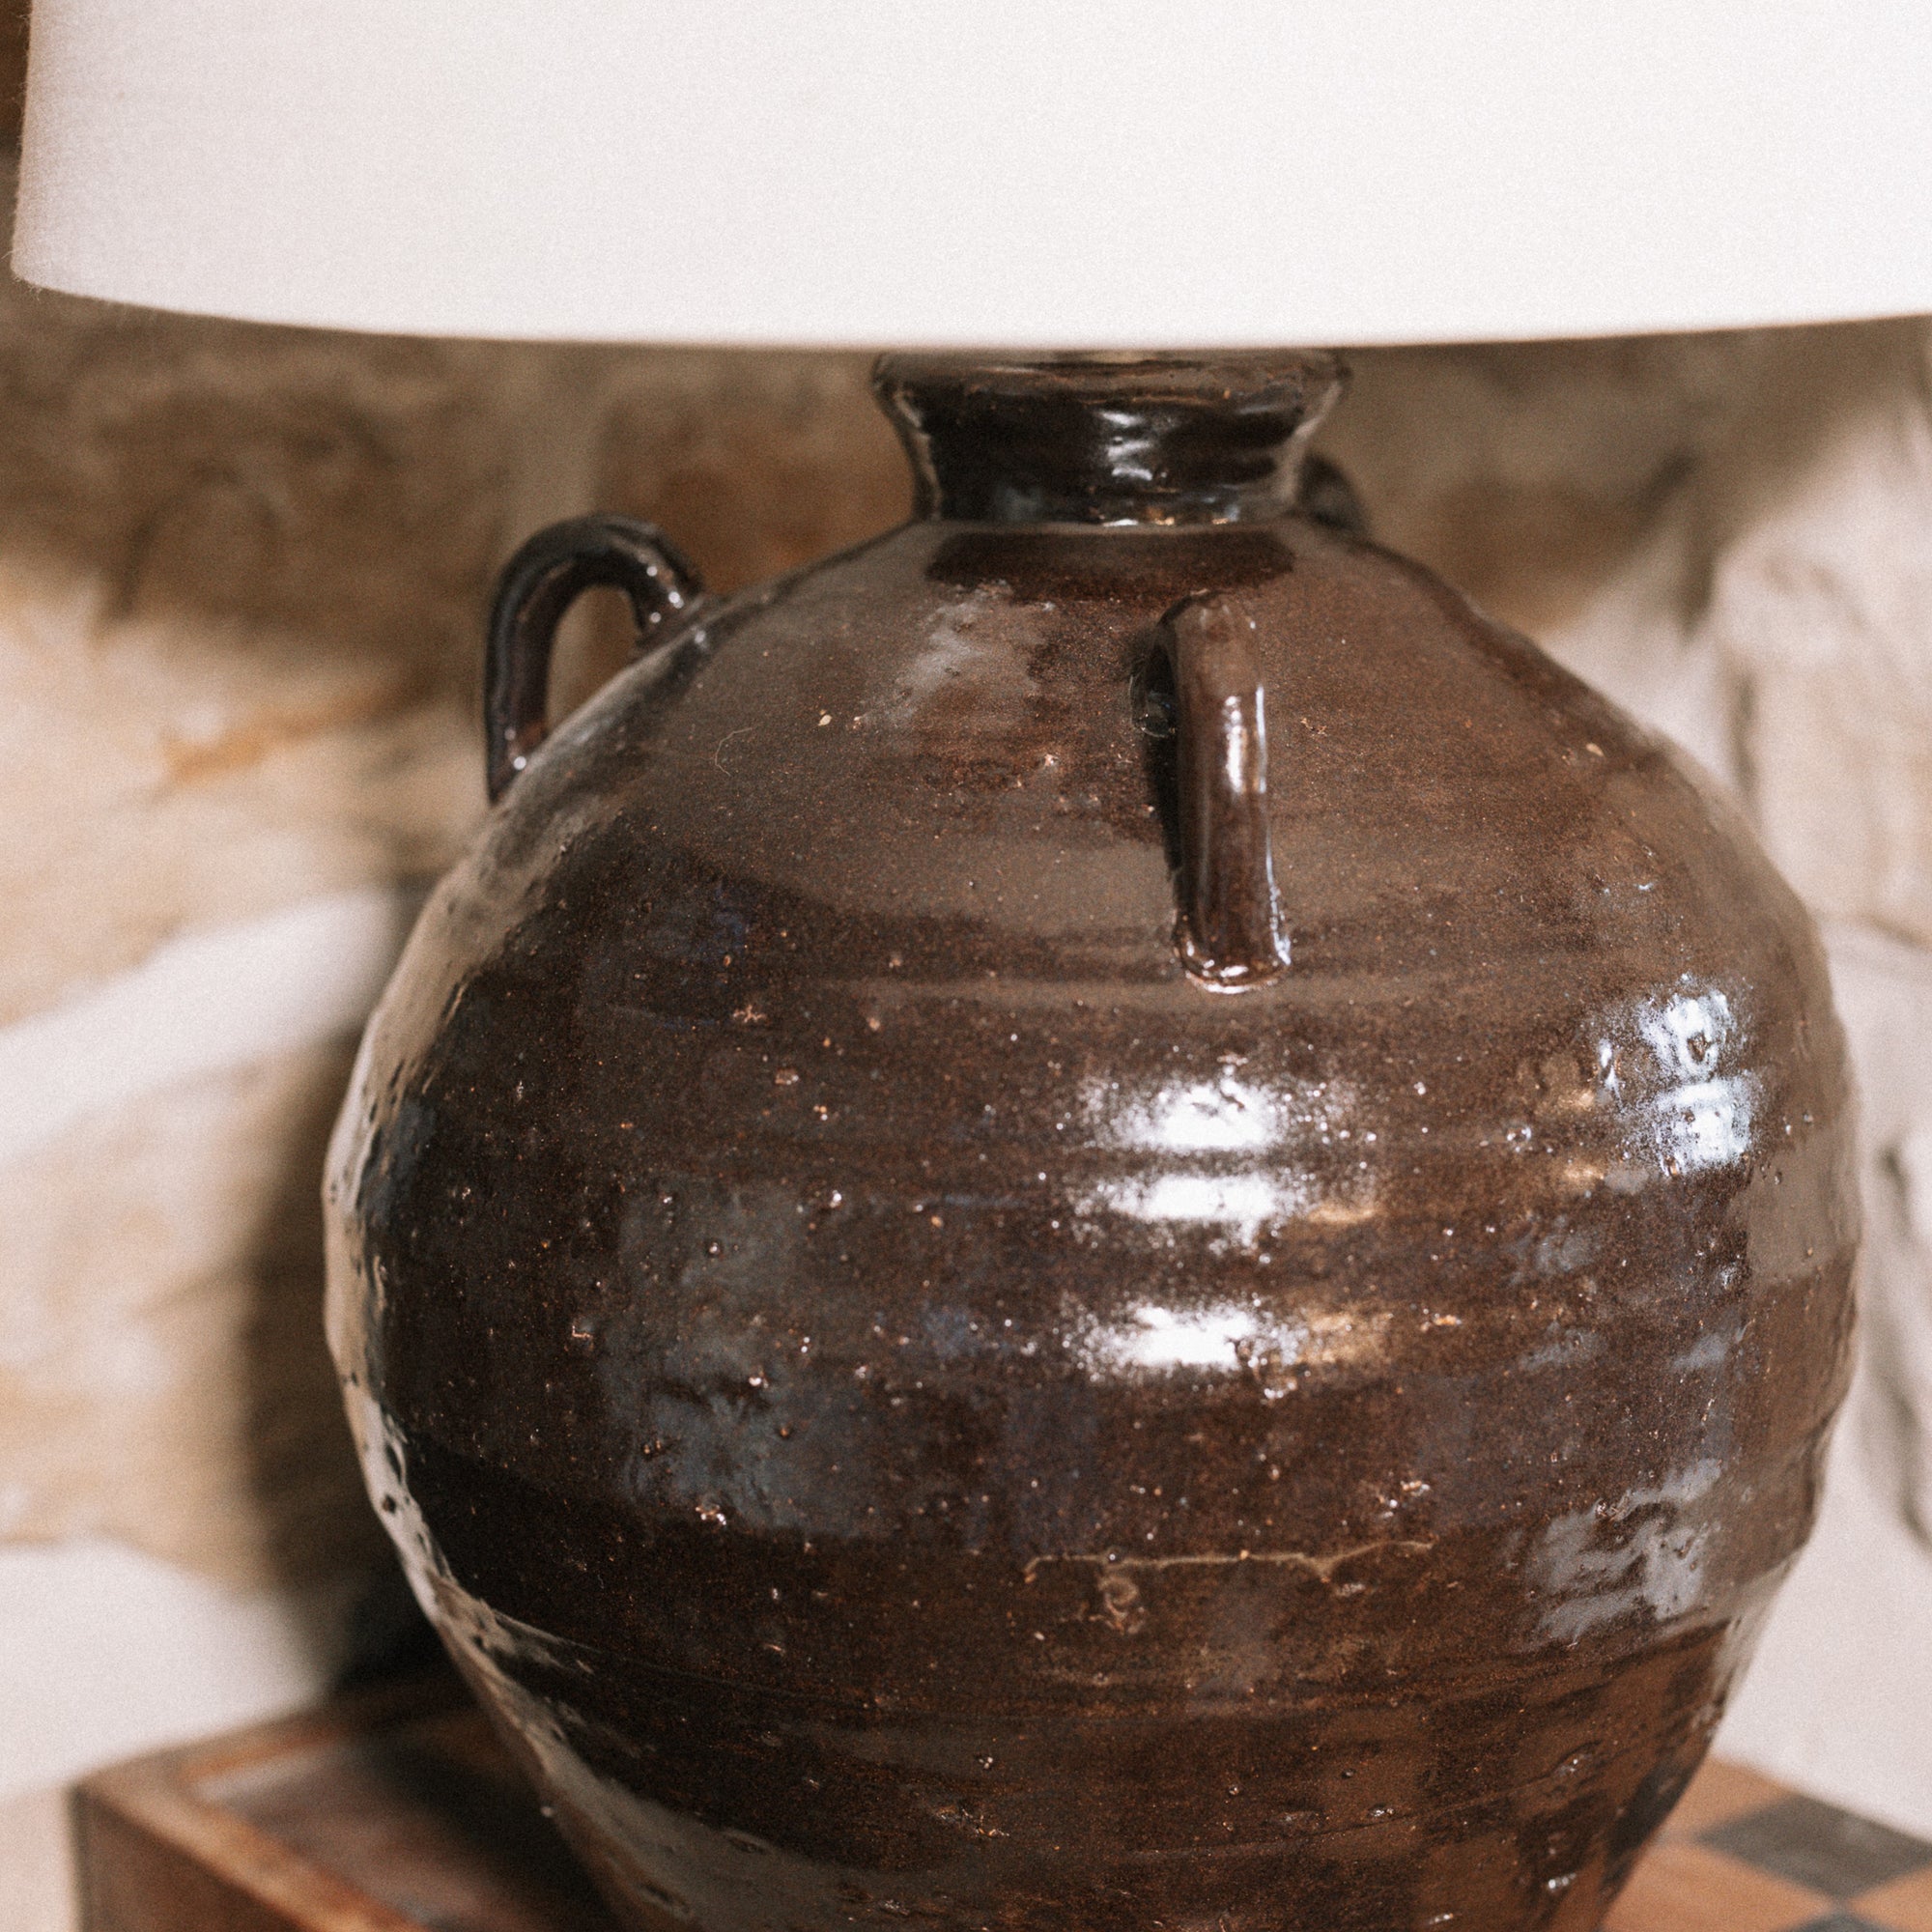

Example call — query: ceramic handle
[1163,592,1288,989]
[484,514,704,802]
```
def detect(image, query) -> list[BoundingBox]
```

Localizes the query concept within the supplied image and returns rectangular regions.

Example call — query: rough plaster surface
[1,214,1929,1919]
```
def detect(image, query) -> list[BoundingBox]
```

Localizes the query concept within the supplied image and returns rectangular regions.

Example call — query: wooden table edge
[73,1676,468,1932]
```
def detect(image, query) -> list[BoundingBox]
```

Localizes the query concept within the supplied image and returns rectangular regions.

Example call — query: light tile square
[1606,1837,1830,1932]
[1673,1763,1799,1838]
[1858,1865,1932,1932]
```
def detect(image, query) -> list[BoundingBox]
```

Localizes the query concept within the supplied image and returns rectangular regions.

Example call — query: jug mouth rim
[872,350,1344,415]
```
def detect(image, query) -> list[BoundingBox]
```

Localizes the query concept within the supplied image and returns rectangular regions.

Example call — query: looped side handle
[484,514,705,802]
[1160,592,1289,989]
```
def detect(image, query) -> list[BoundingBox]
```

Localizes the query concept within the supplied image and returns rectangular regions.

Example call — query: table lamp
[16,7,1931,1931]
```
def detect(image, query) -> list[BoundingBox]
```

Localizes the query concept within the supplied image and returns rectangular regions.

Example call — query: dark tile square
[1707,1797,1932,1898]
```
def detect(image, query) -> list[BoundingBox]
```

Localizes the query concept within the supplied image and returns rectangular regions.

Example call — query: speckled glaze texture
[326,354,1859,1932]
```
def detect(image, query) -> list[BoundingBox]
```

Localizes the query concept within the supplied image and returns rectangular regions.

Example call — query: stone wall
[2,153,1930,1932]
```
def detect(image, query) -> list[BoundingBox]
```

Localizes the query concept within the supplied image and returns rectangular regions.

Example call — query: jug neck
[872,352,1344,527]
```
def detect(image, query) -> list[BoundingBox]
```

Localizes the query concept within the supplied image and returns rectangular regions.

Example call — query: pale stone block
[0,1041,386,1588]
[0,1535,363,1802]
[0,886,417,1168]
[0,1783,73,1932]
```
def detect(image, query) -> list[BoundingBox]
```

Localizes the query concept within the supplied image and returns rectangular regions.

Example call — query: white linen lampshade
[13,0,1932,347]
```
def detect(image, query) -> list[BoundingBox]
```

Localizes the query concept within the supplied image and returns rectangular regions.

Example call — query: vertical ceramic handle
[1163,592,1289,989]
[484,514,704,802]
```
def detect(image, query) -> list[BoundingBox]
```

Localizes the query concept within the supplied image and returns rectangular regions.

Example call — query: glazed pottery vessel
[327,354,1858,1932]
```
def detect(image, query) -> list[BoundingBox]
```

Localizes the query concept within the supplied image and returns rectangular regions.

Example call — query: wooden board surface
[73,1679,1932,1932]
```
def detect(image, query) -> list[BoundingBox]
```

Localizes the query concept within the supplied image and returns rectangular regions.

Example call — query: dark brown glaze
[326,353,1859,1932]
[874,353,1344,526]
[1162,592,1289,989]
[485,515,705,802]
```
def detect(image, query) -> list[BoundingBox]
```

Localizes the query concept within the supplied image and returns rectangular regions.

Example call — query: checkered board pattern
[1611,1761,1932,1932]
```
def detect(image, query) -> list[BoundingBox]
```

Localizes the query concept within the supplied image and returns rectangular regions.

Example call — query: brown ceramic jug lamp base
[327,352,1858,1932]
